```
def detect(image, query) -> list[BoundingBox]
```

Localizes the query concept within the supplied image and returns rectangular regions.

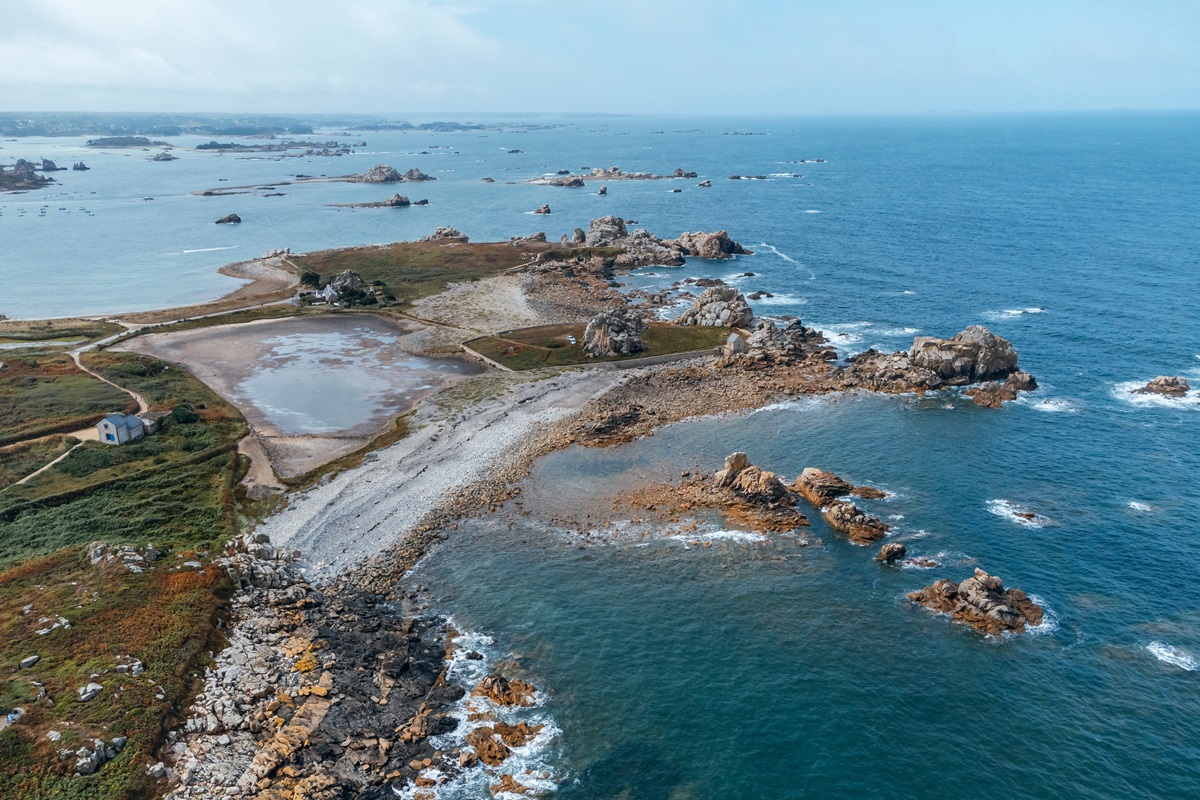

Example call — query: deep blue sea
[5,113,1199,798]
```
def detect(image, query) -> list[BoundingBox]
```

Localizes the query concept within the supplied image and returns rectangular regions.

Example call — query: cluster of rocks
[328,270,367,295]
[671,230,751,260]
[841,326,1036,406]
[580,216,753,269]
[535,166,698,187]
[332,193,428,209]
[676,286,753,327]
[420,227,468,242]
[152,151,178,161]
[87,541,168,573]
[64,736,127,776]
[735,318,837,364]
[1138,375,1191,396]
[582,306,647,358]
[793,468,891,545]
[0,158,55,191]
[907,568,1044,635]
[348,165,435,184]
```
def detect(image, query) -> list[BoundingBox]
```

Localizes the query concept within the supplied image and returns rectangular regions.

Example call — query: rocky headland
[0,159,56,192]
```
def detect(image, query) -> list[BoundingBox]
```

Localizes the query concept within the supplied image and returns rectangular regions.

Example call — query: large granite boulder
[676,286,753,327]
[908,326,1018,385]
[713,452,792,506]
[583,307,647,357]
[908,568,1044,635]
[821,501,890,544]
[668,230,752,259]
[744,319,836,363]
[585,215,628,246]
[401,167,435,182]
[793,468,855,507]
[354,164,401,182]
[1137,376,1190,396]
[330,270,367,294]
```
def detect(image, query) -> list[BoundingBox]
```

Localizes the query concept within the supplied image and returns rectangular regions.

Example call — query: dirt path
[237,434,286,493]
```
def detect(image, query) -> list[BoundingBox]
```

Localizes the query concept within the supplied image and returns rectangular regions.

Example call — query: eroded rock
[1137,376,1191,396]
[908,568,1044,635]
[583,307,647,358]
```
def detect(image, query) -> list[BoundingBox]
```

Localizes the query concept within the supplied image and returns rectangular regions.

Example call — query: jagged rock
[492,774,535,796]
[77,682,103,702]
[352,164,400,182]
[329,270,367,294]
[465,728,512,766]
[793,468,855,506]
[822,501,889,544]
[473,674,536,707]
[668,230,751,259]
[714,452,752,488]
[908,568,1044,634]
[585,215,628,246]
[583,307,646,357]
[571,227,586,245]
[698,180,711,187]
[743,319,835,363]
[909,326,1018,385]
[420,227,468,242]
[215,213,241,224]
[40,159,65,171]
[878,542,907,563]
[151,151,177,161]
[730,466,791,505]
[72,161,89,171]
[146,761,167,779]
[598,185,607,195]
[676,286,753,327]
[673,168,698,178]
[533,204,551,215]
[1138,376,1191,396]
[616,229,685,268]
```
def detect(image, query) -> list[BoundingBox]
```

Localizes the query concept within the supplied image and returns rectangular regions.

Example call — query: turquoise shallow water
[6,113,1200,797]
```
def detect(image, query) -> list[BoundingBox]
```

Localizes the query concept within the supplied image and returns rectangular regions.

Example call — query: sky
[3,0,1198,115]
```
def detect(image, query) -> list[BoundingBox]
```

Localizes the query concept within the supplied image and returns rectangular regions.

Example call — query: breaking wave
[1146,642,1199,671]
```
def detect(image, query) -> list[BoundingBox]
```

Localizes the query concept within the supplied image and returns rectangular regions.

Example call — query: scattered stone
[77,682,103,702]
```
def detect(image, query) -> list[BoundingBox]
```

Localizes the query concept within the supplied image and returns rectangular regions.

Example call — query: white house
[97,413,145,445]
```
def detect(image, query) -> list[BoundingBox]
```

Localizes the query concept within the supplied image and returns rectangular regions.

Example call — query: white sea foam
[395,624,562,800]
[1147,642,1199,671]
[1029,397,1078,413]
[901,290,916,295]
[1113,380,1200,409]
[666,529,769,546]
[752,292,808,306]
[757,242,798,264]
[802,209,822,213]
[1023,595,1059,636]
[181,245,239,254]
[1127,501,1156,512]
[987,499,1049,527]
[983,306,1047,321]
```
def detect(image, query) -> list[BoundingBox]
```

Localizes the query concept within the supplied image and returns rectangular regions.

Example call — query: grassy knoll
[0,436,75,490]
[466,322,731,371]
[0,354,135,446]
[0,549,231,800]
[293,241,620,307]
[0,351,248,798]
[0,319,124,347]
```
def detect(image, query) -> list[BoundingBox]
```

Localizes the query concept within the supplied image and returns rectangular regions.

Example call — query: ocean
[5,112,1200,797]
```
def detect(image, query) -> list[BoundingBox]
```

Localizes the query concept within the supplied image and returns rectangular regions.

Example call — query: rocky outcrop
[585,215,628,247]
[908,568,1044,635]
[821,501,889,544]
[214,213,241,224]
[714,453,796,508]
[420,227,468,242]
[72,161,89,170]
[909,326,1018,384]
[793,468,855,507]
[472,674,537,707]
[1137,376,1191,396]
[740,319,836,364]
[676,286,753,327]
[533,204,551,215]
[598,185,607,195]
[40,158,66,171]
[878,542,907,563]
[67,737,126,776]
[349,165,436,183]
[668,230,751,259]
[583,306,647,357]
[151,151,177,161]
[329,270,367,294]
[840,327,1033,404]
[0,159,55,191]
[332,192,413,208]
[617,229,685,268]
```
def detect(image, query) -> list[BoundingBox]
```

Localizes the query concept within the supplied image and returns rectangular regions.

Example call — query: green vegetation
[293,241,620,308]
[0,350,248,798]
[0,354,134,446]
[0,319,124,347]
[0,436,75,490]
[0,549,231,800]
[111,304,304,341]
[466,322,731,371]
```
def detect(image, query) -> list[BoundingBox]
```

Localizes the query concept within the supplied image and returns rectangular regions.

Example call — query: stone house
[97,413,145,445]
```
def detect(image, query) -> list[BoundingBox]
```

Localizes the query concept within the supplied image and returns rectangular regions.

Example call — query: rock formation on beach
[583,306,647,357]
[1137,375,1191,396]
[908,568,1044,635]
[840,326,1035,406]
[676,286,754,327]
[214,213,241,224]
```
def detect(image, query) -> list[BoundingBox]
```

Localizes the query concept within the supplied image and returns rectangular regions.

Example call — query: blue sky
[3,0,1198,114]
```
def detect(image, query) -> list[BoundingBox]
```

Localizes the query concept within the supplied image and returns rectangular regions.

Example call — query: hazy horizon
[5,1,1198,116]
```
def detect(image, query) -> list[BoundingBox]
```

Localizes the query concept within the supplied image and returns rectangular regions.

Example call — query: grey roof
[101,413,142,429]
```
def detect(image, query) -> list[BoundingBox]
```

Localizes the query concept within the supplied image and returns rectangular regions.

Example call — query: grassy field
[0,354,135,446]
[0,436,75,490]
[116,304,305,340]
[466,322,732,370]
[0,549,231,800]
[293,241,620,307]
[0,319,124,347]
[0,351,248,798]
